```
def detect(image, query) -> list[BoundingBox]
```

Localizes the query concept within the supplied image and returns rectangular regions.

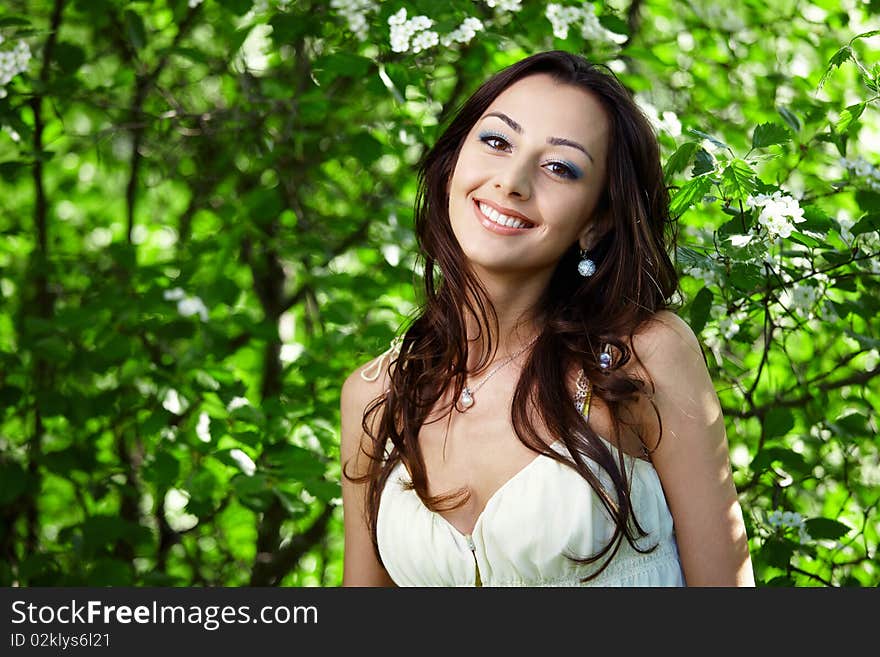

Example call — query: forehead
[482,73,609,150]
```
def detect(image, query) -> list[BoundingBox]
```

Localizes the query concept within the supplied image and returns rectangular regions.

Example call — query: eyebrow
[482,111,594,163]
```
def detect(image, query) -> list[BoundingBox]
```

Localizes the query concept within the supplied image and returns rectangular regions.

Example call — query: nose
[493,156,531,200]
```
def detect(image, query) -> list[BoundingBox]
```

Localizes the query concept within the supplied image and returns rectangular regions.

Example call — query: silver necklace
[458,335,539,411]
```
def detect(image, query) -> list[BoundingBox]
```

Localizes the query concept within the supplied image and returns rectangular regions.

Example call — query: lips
[472,198,536,235]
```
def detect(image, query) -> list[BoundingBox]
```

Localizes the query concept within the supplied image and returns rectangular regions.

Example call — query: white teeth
[478,202,530,230]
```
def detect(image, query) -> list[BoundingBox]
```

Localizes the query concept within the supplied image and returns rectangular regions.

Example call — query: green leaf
[0,17,31,27]
[663,141,698,178]
[799,205,835,232]
[805,518,851,540]
[123,9,146,51]
[217,0,253,15]
[689,287,713,334]
[54,42,86,74]
[834,103,865,134]
[687,128,729,150]
[0,162,28,183]
[692,148,715,176]
[750,447,808,474]
[777,106,801,133]
[762,536,795,568]
[856,190,880,212]
[0,462,29,505]
[852,29,880,42]
[144,451,180,490]
[232,474,273,511]
[720,159,758,201]
[728,263,763,292]
[764,407,795,439]
[313,53,373,80]
[852,212,880,236]
[752,123,792,149]
[819,45,853,88]
[0,385,23,408]
[669,175,713,217]
[351,131,384,166]
[598,14,629,36]
[263,444,326,479]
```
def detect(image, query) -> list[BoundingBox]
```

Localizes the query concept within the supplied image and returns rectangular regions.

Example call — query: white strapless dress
[377,440,685,587]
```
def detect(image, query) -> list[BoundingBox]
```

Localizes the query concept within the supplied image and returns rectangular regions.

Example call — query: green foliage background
[1,0,878,587]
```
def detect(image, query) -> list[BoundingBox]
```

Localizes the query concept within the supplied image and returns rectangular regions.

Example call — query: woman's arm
[340,364,397,587]
[628,310,755,586]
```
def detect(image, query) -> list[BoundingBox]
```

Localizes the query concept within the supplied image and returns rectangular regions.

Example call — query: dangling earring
[577,249,596,277]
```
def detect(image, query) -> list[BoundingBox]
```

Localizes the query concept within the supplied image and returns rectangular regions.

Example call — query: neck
[461,264,553,369]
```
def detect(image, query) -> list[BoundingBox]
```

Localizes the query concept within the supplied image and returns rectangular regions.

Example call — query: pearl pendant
[460,387,474,409]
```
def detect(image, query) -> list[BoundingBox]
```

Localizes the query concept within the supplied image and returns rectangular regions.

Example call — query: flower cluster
[0,37,32,99]
[163,287,209,322]
[767,509,812,543]
[545,3,613,42]
[330,0,378,41]
[440,17,485,47]
[745,190,805,239]
[700,304,748,362]
[840,156,880,192]
[780,282,820,319]
[388,9,437,53]
[635,95,682,137]
[683,264,721,288]
[485,0,523,11]
[188,0,204,8]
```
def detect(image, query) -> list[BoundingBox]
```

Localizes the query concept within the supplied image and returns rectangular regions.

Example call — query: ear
[578,211,610,251]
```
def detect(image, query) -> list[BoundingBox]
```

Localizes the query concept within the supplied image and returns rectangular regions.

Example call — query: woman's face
[447,73,610,280]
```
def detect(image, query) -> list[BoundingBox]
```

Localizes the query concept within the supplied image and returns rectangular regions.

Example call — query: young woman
[340,51,754,587]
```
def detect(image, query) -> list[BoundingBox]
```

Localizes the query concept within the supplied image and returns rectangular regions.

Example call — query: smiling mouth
[475,200,535,229]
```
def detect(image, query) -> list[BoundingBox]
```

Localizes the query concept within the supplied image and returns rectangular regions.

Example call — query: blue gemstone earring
[599,343,613,370]
[577,249,596,277]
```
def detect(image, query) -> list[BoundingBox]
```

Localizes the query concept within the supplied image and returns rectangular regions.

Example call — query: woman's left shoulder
[628,309,706,374]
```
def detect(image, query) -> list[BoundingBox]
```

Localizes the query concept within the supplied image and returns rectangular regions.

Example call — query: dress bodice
[377,438,685,586]
[363,341,685,587]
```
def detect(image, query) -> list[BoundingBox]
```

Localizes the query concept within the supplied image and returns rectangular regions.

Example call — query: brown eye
[478,131,511,152]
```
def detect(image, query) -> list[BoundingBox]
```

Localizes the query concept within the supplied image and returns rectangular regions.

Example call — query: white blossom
[227,396,250,411]
[388,9,438,54]
[188,0,204,8]
[545,3,620,43]
[836,212,855,244]
[163,287,186,301]
[729,234,753,247]
[636,96,683,137]
[330,0,378,41]
[164,489,198,532]
[196,412,212,443]
[410,30,438,53]
[230,448,257,476]
[440,17,485,47]
[164,286,209,321]
[0,38,32,98]
[162,389,187,415]
[546,3,583,39]
[177,295,209,322]
[683,264,720,288]
[746,191,805,240]
[767,508,812,543]
[708,304,741,340]
[485,0,523,11]
[840,156,880,192]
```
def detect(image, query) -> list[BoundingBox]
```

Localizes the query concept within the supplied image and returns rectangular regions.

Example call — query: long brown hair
[346,51,680,582]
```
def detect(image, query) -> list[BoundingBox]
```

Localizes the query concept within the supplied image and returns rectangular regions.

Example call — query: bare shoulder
[341,355,391,413]
[630,309,704,366]
[340,348,396,462]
